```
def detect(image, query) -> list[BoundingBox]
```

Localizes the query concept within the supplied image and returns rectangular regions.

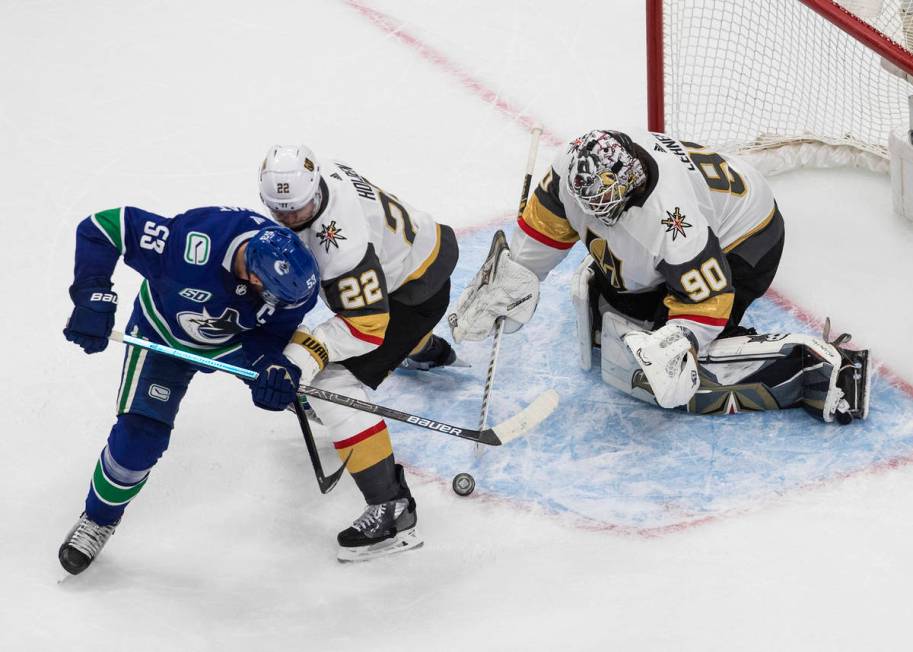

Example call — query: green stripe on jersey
[138,281,241,359]
[117,339,145,414]
[92,208,124,253]
[91,460,148,506]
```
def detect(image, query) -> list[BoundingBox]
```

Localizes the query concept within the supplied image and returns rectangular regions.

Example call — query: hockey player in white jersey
[450,129,869,424]
[258,145,460,560]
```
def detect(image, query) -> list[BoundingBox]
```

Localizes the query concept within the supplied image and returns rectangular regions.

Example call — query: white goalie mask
[259,145,323,214]
[566,130,647,227]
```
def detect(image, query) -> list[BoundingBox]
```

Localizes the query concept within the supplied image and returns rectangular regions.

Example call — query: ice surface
[4,1,913,650]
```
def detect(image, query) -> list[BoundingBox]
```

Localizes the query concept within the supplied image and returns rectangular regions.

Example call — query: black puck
[452,472,476,496]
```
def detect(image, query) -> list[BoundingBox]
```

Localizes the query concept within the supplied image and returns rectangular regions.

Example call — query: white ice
[3,1,913,650]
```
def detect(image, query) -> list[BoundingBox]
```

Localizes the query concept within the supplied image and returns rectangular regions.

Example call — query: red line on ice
[342,0,563,148]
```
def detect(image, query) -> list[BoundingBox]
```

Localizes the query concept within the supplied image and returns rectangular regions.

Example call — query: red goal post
[647,0,913,175]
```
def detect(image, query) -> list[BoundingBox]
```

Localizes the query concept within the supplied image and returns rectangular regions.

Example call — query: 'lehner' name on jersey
[651,133,695,170]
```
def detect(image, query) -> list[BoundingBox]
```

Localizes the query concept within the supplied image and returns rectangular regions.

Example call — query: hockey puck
[452,472,476,496]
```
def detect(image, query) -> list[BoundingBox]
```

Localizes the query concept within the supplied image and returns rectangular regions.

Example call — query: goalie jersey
[72,206,316,361]
[511,128,778,350]
[293,161,458,363]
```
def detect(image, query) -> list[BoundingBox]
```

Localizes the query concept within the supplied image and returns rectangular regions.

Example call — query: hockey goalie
[449,129,870,424]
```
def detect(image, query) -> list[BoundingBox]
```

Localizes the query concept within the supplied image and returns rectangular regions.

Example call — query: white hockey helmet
[259,145,322,213]
[566,130,646,227]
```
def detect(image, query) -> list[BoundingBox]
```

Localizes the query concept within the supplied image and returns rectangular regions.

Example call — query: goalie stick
[108,331,558,447]
[451,127,543,496]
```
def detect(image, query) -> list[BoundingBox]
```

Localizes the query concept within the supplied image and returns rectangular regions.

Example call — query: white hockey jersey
[510,129,778,350]
[295,160,457,364]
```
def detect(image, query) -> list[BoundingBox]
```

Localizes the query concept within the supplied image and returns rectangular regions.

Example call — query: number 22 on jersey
[338,269,383,310]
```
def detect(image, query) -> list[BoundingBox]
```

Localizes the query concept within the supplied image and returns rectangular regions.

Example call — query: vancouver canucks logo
[661,207,692,241]
[177,307,245,344]
[316,220,347,253]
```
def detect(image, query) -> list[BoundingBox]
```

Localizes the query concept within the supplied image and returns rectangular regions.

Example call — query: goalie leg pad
[598,310,658,404]
[699,332,869,423]
[572,255,596,370]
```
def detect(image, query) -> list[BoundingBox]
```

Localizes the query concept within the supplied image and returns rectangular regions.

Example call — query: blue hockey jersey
[71,206,316,362]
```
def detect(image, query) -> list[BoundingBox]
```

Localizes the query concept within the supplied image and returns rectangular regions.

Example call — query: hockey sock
[334,421,399,504]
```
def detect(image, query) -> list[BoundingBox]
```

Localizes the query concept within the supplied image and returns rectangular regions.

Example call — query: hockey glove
[249,353,302,411]
[449,250,540,342]
[63,279,118,354]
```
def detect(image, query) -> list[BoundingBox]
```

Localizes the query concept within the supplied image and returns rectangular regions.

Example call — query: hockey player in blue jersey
[58,206,320,575]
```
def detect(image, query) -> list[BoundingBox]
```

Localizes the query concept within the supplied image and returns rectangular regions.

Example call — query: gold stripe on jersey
[664,291,735,321]
[723,205,776,253]
[289,330,329,369]
[403,223,441,285]
[341,312,390,345]
[521,194,579,247]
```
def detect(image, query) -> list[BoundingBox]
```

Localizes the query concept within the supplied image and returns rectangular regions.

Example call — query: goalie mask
[566,130,646,227]
[259,145,323,215]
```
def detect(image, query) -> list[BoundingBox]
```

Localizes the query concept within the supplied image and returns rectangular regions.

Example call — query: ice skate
[337,465,423,562]
[58,513,118,575]
[399,334,468,371]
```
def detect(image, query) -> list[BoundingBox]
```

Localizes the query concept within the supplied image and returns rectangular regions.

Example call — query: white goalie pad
[571,255,595,370]
[598,309,656,403]
[449,249,540,343]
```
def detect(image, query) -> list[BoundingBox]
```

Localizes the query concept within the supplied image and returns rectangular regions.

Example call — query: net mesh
[661,0,913,173]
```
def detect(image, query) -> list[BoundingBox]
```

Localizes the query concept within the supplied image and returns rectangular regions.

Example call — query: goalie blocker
[572,256,870,424]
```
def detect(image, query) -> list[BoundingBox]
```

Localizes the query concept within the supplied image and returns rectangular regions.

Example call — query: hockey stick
[479,126,542,430]
[482,126,542,429]
[452,127,543,496]
[108,331,558,446]
[292,396,349,494]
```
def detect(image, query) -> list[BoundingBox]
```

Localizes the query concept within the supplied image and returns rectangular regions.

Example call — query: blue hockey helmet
[244,226,319,306]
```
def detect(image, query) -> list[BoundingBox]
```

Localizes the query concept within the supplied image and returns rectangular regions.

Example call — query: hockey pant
[308,281,453,504]
[572,258,847,421]
[83,312,249,526]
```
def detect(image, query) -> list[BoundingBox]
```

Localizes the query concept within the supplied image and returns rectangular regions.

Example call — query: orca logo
[274,260,290,275]
[177,307,246,344]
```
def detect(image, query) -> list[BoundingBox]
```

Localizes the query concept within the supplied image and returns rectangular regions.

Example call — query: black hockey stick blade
[293,397,350,494]
[298,386,559,446]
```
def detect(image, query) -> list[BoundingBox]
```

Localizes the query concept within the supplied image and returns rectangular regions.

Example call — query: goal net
[647,0,913,174]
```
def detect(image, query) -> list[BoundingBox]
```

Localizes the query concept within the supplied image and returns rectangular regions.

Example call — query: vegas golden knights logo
[588,237,625,291]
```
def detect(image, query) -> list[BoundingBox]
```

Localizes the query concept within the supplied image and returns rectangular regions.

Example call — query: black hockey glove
[63,278,118,354]
[248,353,302,411]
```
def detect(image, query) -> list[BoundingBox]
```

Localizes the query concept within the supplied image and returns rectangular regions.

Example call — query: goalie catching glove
[448,247,540,343]
[624,323,700,409]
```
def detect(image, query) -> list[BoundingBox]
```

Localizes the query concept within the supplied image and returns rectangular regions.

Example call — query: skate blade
[398,356,471,372]
[336,528,424,563]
